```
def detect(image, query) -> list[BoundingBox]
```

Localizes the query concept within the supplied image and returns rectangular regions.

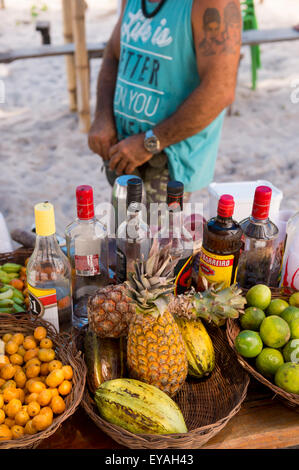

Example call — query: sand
[0,0,299,242]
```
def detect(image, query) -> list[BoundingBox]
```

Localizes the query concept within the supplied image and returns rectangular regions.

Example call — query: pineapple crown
[125,240,178,317]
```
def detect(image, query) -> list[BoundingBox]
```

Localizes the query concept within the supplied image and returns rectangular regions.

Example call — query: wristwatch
[144,129,161,154]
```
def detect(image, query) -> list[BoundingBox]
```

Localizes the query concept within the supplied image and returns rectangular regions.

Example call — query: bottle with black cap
[157,181,194,295]
[116,178,151,283]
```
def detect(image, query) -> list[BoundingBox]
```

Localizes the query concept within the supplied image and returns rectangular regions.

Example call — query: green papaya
[175,317,215,378]
[84,329,127,394]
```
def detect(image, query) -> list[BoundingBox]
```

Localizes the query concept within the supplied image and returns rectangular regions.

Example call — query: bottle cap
[35,202,56,236]
[217,194,235,218]
[167,181,184,209]
[76,185,94,220]
[127,178,143,206]
[252,186,272,220]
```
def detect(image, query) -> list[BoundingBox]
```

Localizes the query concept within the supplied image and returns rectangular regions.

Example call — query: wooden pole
[71,0,90,133]
[62,0,77,112]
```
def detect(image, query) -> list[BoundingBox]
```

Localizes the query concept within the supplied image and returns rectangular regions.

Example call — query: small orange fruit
[15,409,30,426]
[0,424,12,440]
[24,419,37,435]
[37,389,52,407]
[0,394,3,409]
[23,348,39,363]
[46,369,64,388]
[58,380,72,396]
[0,409,5,424]
[40,363,49,376]
[62,365,73,380]
[33,326,47,342]
[0,364,16,380]
[0,355,10,370]
[14,370,27,389]
[2,334,12,343]
[5,341,18,356]
[38,348,55,363]
[11,424,24,439]
[32,414,48,432]
[25,364,40,379]
[9,353,23,366]
[17,389,25,404]
[12,333,24,346]
[39,338,53,349]
[48,360,62,372]
[6,398,22,418]
[4,418,15,428]
[2,379,16,390]
[48,388,59,398]
[17,346,26,357]
[27,401,40,417]
[26,380,45,394]
[25,393,39,405]
[50,396,65,415]
[3,388,19,403]
[23,336,37,350]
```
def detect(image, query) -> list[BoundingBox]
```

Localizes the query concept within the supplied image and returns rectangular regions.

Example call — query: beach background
[0,0,299,240]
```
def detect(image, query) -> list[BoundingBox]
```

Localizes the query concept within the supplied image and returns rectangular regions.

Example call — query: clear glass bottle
[65,185,109,328]
[280,211,299,289]
[198,195,243,290]
[237,186,279,289]
[27,202,72,332]
[116,178,151,283]
[157,181,194,295]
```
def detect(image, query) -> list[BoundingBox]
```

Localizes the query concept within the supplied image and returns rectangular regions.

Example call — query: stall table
[37,381,299,450]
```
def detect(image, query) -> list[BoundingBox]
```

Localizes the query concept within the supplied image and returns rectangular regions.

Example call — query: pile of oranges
[0,326,73,441]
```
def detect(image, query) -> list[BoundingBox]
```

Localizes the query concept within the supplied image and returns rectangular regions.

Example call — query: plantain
[95,378,187,435]
[84,329,126,394]
[175,317,215,378]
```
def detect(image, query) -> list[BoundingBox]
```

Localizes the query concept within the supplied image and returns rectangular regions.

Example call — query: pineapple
[125,245,188,396]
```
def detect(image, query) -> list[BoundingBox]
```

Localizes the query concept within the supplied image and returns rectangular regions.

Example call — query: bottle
[65,185,109,328]
[157,181,194,295]
[198,195,242,290]
[27,202,72,332]
[237,186,279,289]
[280,211,299,290]
[116,178,151,283]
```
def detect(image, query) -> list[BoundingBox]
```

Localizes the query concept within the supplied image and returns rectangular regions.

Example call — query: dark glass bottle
[198,195,243,289]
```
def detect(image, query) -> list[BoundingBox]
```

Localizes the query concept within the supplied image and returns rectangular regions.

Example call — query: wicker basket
[80,325,250,449]
[0,313,87,449]
[226,287,299,410]
[0,248,33,266]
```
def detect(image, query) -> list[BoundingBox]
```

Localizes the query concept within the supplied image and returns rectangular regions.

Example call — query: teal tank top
[114,0,225,192]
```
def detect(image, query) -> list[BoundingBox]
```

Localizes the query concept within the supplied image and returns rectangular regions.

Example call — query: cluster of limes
[0,326,73,441]
[235,285,299,395]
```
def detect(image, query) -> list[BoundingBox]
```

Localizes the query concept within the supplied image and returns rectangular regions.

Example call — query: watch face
[145,135,160,153]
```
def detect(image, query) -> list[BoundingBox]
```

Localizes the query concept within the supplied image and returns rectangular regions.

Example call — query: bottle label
[75,254,100,276]
[28,284,59,332]
[174,256,194,296]
[116,248,127,284]
[199,247,236,288]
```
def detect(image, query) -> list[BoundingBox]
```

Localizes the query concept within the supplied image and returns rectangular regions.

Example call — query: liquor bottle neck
[34,233,61,255]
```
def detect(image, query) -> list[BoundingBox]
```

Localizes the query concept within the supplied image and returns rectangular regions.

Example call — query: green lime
[246,285,271,310]
[289,292,299,308]
[290,318,299,339]
[235,330,263,358]
[259,315,290,348]
[275,362,299,394]
[255,348,284,379]
[281,306,299,325]
[240,307,266,331]
[266,299,289,316]
[283,339,299,363]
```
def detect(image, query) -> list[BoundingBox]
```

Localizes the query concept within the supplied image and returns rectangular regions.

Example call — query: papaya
[175,317,215,378]
[84,330,126,393]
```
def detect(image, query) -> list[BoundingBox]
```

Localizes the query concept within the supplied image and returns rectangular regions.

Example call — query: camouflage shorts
[104,152,169,204]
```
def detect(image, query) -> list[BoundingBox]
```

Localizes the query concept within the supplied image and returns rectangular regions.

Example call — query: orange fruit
[0,424,12,440]
[3,388,19,403]
[51,396,65,415]
[0,409,5,425]
[46,369,64,388]
[37,389,52,407]
[0,364,16,380]
[32,414,49,432]
[39,338,53,349]
[11,424,24,439]
[4,418,15,428]
[14,370,26,389]
[27,401,40,417]
[6,398,22,418]
[25,364,40,379]
[0,394,3,409]
[0,355,10,370]
[48,360,62,372]
[58,380,72,396]
[9,353,23,366]
[26,380,45,394]
[2,334,12,343]
[17,346,26,357]
[33,327,47,342]
[25,393,39,405]
[5,341,18,356]
[2,379,16,390]
[12,334,24,346]
[0,379,5,388]
[23,336,37,350]
[38,348,55,363]
[17,389,25,404]
[15,409,30,427]
[24,419,37,435]
[48,388,59,398]
[62,365,73,380]
[40,363,49,376]
[23,348,39,363]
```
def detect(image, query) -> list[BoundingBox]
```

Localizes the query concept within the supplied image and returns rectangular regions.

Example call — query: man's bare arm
[109,0,241,175]
[88,1,126,160]
[154,0,241,149]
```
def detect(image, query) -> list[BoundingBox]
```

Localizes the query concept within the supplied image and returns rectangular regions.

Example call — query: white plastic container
[0,212,13,253]
[208,180,283,222]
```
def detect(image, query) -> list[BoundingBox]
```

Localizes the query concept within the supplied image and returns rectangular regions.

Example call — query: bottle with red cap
[65,185,109,328]
[198,194,243,289]
[237,186,279,289]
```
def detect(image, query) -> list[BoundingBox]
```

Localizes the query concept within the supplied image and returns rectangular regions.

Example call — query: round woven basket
[0,248,33,266]
[80,325,250,449]
[0,313,87,449]
[226,287,299,411]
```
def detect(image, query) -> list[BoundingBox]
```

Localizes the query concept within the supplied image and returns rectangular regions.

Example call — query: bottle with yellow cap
[26,202,72,332]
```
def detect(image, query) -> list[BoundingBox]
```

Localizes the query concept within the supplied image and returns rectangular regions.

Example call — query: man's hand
[108,134,153,175]
[88,118,118,160]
